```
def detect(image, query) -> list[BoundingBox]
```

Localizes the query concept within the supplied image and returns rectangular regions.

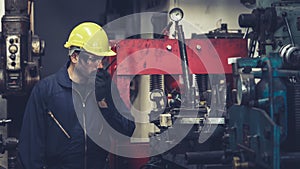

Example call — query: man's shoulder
[32,73,59,93]
[37,73,57,85]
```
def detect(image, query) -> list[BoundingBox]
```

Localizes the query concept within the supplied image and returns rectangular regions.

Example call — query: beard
[73,64,94,85]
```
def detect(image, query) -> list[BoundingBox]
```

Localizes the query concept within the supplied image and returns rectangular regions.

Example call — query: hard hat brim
[81,47,116,57]
[64,43,116,57]
[92,49,116,57]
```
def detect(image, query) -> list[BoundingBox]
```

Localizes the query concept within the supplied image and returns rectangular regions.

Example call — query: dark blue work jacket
[18,61,135,169]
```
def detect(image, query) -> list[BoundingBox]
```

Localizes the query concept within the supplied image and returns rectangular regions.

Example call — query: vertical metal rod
[283,15,295,46]
[28,1,34,34]
[274,125,280,169]
[176,22,192,106]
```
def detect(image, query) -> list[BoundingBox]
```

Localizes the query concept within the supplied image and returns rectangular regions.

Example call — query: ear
[70,52,79,64]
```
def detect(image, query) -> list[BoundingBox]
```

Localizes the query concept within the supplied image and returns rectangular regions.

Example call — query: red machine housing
[109,38,247,107]
[115,39,246,74]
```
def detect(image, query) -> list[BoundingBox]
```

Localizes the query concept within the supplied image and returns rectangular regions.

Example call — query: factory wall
[168,0,252,38]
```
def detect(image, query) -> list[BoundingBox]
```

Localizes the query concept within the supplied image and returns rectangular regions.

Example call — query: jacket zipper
[73,88,92,169]
[82,102,87,169]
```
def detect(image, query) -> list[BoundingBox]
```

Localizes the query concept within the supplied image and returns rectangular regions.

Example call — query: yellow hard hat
[64,22,116,57]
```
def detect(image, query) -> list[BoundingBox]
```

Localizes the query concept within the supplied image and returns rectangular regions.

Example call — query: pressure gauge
[169,8,184,22]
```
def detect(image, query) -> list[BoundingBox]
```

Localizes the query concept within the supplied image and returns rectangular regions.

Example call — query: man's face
[74,51,103,80]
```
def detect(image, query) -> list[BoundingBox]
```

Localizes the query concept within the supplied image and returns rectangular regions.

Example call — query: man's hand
[95,68,136,137]
[98,61,104,69]
[95,68,111,102]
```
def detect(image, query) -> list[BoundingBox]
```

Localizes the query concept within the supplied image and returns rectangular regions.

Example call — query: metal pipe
[185,151,224,164]
[262,58,274,120]
[281,152,300,164]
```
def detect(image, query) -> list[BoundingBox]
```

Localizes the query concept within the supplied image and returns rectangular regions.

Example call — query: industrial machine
[1,0,299,169]
[0,0,44,168]
[0,0,44,96]
[0,119,18,169]
[224,0,300,169]
[107,7,248,169]
[108,1,300,169]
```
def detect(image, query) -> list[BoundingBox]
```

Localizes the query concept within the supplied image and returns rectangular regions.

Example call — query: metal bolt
[196,45,201,51]
[166,45,172,51]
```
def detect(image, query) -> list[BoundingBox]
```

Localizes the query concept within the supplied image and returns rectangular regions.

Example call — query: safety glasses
[79,52,104,63]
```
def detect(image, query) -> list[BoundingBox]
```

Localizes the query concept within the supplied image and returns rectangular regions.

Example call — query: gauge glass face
[169,8,183,22]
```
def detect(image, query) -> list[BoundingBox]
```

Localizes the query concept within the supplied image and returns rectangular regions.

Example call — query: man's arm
[95,68,136,137]
[18,83,47,169]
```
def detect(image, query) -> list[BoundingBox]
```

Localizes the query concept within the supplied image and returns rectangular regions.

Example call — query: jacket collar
[56,60,72,88]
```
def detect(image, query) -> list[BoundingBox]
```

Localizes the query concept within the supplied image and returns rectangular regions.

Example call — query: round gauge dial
[169,8,184,22]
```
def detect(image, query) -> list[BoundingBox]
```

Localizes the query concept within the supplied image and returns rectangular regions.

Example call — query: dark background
[34,0,136,77]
